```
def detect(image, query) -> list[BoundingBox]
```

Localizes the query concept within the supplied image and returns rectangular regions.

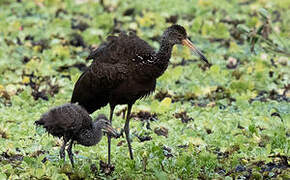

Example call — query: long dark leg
[124,104,133,159]
[67,140,74,167]
[60,138,68,161]
[108,104,115,164]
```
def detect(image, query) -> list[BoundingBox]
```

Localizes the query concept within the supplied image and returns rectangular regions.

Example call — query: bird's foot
[115,128,124,138]
[99,160,115,175]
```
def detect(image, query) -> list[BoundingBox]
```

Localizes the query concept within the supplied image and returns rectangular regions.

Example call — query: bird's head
[94,115,118,138]
[164,24,210,65]
[164,24,187,45]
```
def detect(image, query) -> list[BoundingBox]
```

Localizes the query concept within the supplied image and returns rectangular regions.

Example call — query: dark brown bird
[71,24,209,164]
[35,103,118,166]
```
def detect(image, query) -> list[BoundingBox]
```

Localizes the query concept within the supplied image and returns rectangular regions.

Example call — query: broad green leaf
[0,173,7,180]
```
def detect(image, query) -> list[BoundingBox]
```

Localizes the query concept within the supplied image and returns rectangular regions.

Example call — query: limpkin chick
[35,103,118,167]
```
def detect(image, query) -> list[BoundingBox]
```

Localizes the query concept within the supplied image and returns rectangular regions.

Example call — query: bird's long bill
[182,39,210,65]
[103,125,119,138]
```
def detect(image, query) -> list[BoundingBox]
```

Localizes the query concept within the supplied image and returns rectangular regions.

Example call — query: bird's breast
[110,78,156,105]
[76,128,102,146]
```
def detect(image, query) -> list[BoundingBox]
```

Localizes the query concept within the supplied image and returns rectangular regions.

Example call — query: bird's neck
[154,38,174,77]
[77,126,102,146]
[158,39,174,59]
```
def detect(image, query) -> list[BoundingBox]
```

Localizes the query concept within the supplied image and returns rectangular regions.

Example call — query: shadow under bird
[71,24,210,164]
[35,103,118,167]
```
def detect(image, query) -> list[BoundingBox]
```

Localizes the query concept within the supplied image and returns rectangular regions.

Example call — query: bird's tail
[35,118,45,126]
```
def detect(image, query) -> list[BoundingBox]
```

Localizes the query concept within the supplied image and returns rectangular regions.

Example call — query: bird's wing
[71,61,128,114]
[71,32,155,114]
[55,104,93,131]
[85,35,118,62]
[38,104,93,137]
[86,32,155,64]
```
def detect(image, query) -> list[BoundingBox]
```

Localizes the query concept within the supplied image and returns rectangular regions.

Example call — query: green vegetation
[0,0,289,179]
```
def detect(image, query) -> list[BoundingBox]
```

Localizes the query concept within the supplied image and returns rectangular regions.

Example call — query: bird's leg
[107,104,115,165]
[124,104,134,160]
[60,137,68,161]
[67,140,74,167]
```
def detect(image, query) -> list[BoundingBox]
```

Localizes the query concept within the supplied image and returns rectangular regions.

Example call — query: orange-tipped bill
[103,125,119,138]
[182,39,210,65]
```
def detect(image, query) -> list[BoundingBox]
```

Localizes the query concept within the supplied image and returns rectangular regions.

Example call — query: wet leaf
[0,173,7,180]
[157,97,172,113]
[259,8,270,19]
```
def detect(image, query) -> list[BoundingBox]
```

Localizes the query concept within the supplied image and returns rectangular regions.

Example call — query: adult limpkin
[71,24,209,164]
[35,103,118,166]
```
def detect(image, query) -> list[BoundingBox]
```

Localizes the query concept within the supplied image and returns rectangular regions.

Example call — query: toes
[117,128,124,138]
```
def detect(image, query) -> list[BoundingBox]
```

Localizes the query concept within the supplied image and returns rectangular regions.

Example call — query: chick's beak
[182,38,210,65]
[103,125,119,138]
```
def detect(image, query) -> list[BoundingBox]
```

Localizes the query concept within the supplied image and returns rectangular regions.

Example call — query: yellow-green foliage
[0,0,289,179]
